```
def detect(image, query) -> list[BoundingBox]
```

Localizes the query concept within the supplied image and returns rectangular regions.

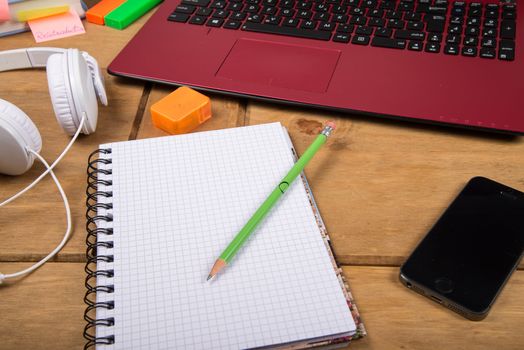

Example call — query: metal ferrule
[320,125,334,137]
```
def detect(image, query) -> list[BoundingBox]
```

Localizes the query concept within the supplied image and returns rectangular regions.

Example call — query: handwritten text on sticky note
[28,9,85,43]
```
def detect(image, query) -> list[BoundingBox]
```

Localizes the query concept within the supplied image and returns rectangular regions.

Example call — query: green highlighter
[105,0,162,30]
[208,121,337,281]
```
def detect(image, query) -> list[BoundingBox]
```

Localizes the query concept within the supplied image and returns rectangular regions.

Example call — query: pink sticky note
[28,9,85,43]
[0,0,10,21]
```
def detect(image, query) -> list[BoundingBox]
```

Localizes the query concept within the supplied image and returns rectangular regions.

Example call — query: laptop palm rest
[216,39,341,93]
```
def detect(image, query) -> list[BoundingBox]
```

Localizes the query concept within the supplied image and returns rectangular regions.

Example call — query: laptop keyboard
[168,0,517,61]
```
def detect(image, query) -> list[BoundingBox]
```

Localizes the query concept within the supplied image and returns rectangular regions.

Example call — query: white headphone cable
[0,114,85,283]
[0,149,71,283]
[0,113,86,208]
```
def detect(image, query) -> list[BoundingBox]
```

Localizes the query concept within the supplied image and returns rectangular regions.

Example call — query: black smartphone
[400,177,524,321]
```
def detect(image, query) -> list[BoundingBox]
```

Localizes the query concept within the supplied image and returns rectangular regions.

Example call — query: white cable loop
[0,114,85,284]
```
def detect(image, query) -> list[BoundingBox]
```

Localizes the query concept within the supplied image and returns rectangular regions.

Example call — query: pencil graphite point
[207,259,227,282]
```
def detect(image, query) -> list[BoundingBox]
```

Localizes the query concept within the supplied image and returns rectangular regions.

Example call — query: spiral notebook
[84,122,365,349]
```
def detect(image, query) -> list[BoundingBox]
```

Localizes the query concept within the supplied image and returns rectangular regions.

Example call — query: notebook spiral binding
[83,149,115,349]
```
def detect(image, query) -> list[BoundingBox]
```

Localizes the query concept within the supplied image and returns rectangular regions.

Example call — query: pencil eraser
[86,0,126,25]
[151,86,212,135]
[104,0,162,30]
[326,121,336,130]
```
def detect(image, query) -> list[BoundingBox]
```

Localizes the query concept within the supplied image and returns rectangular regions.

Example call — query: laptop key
[242,22,331,40]
[444,44,459,55]
[408,41,423,51]
[426,15,445,33]
[499,40,515,61]
[224,20,242,29]
[375,27,392,38]
[394,30,425,41]
[175,5,196,14]
[333,33,351,43]
[189,15,207,25]
[283,18,300,27]
[351,35,371,45]
[196,8,213,16]
[168,13,190,22]
[182,0,211,6]
[300,20,317,29]
[371,37,406,49]
[461,46,477,57]
[213,10,230,18]
[480,48,496,59]
[206,18,224,26]
[232,12,246,20]
[425,42,440,53]
[481,38,496,48]
[247,14,264,23]
[337,24,354,33]
[356,25,373,35]
[500,20,516,40]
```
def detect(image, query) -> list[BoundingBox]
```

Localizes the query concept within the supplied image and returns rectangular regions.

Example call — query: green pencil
[207,121,337,281]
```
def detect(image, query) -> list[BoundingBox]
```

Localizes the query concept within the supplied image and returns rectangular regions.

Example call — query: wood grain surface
[1,264,522,350]
[1,5,524,350]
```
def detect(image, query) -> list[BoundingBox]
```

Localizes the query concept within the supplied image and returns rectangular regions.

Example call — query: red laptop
[108,0,523,134]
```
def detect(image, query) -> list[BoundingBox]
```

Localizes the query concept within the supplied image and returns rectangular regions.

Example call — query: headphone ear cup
[0,99,42,175]
[47,53,78,136]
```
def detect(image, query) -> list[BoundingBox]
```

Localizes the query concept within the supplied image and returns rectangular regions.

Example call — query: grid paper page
[97,123,355,349]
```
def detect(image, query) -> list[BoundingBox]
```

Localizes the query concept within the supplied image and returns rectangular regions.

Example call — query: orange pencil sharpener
[150,86,211,135]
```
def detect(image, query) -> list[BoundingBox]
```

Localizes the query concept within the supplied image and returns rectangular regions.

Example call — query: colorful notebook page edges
[86,0,126,25]
[104,0,162,30]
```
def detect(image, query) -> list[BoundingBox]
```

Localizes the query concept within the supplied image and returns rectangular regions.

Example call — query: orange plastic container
[151,86,212,135]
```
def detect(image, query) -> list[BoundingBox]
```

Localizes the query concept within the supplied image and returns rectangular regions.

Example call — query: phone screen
[401,177,524,316]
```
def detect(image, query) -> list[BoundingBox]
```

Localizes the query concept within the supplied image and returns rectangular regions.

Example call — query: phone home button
[435,277,454,294]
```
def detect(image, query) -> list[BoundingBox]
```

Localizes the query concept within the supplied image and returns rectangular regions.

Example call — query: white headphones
[0,47,107,284]
[0,47,108,175]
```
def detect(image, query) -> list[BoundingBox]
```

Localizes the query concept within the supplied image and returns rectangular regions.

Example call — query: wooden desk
[1,11,523,350]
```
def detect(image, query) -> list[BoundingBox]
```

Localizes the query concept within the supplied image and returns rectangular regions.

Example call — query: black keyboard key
[446,34,460,44]
[448,24,462,35]
[297,10,312,19]
[213,10,230,18]
[483,18,497,28]
[300,20,317,29]
[264,15,281,24]
[368,18,385,27]
[224,20,242,29]
[387,19,405,29]
[404,12,422,22]
[395,29,425,41]
[482,28,497,38]
[425,42,440,53]
[356,25,373,35]
[466,17,480,27]
[175,5,196,14]
[182,0,211,6]
[371,36,406,49]
[227,2,244,11]
[481,37,496,48]
[500,20,516,40]
[398,1,414,12]
[426,15,445,33]
[463,36,478,46]
[465,26,479,36]
[189,15,207,24]
[210,0,226,9]
[451,6,465,17]
[449,16,463,25]
[428,6,447,15]
[485,9,498,19]
[247,14,263,22]
[498,40,515,61]
[444,44,459,55]
[319,21,336,31]
[406,21,424,31]
[244,4,260,13]
[263,6,277,15]
[283,17,300,27]
[168,13,190,22]
[480,47,496,59]
[337,24,354,33]
[332,6,347,15]
[350,7,365,16]
[416,0,430,13]
[206,18,224,26]
[279,8,295,17]
[242,22,331,39]
[462,46,477,57]
[350,16,367,25]
[428,33,442,42]
[352,35,370,45]
[380,0,396,10]
[231,12,246,20]
[502,10,516,21]
[296,1,312,10]
[468,3,482,17]
[408,40,423,51]
[369,9,384,18]
[362,0,377,8]
[333,32,351,43]
[375,27,392,37]
[386,10,402,19]
[281,0,294,8]
[196,7,213,16]
[313,12,331,21]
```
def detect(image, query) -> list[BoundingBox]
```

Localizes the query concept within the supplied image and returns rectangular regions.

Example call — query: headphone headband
[0,47,67,72]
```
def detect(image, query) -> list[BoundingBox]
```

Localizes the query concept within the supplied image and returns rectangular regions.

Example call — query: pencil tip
[207,274,214,282]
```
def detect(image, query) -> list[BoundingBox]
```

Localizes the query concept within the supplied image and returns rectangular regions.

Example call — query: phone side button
[434,277,454,294]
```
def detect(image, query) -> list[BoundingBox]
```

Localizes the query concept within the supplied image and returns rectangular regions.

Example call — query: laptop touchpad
[216,39,340,93]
